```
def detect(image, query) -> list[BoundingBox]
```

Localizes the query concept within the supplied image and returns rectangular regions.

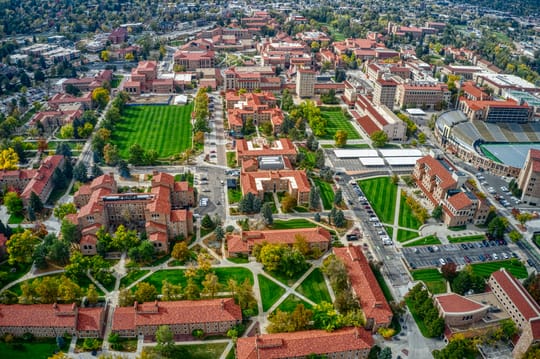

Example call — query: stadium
[435,110,540,177]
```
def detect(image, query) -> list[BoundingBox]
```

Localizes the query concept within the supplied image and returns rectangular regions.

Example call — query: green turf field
[411,269,447,294]
[312,178,335,210]
[471,260,527,279]
[403,235,441,247]
[319,107,361,140]
[359,177,397,224]
[398,194,423,230]
[112,104,193,159]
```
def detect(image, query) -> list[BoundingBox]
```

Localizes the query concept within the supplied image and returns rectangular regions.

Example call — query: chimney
[53,303,58,310]
[221,299,225,310]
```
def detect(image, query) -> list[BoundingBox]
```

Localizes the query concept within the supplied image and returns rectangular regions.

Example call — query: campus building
[434,293,490,327]
[488,269,540,358]
[395,82,451,110]
[30,109,83,133]
[226,227,332,258]
[173,49,215,71]
[239,169,311,205]
[235,138,297,167]
[351,95,407,142]
[458,98,533,123]
[74,172,194,254]
[224,66,281,92]
[62,69,113,92]
[225,91,284,133]
[517,149,540,206]
[0,303,105,338]
[296,67,316,98]
[111,299,242,338]
[373,78,398,110]
[412,155,489,226]
[236,328,374,359]
[333,245,393,331]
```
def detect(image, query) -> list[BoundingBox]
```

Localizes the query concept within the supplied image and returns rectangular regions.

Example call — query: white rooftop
[406,108,426,116]
[334,149,379,158]
[359,157,385,166]
[379,149,423,157]
[385,157,422,165]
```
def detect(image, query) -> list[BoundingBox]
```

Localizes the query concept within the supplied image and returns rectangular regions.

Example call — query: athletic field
[112,104,193,159]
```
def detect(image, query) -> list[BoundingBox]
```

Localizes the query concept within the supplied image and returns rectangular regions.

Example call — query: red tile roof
[0,303,102,333]
[447,192,473,211]
[240,170,310,196]
[236,138,297,158]
[528,149,540,173]
[334,245,393,328]
[227,227,331,256]
[170,209,190,222]
[416,156,457,190]
[490,269,540,323]
[112,299,241,331]
[236,328,373,359]
[21,155,64,199]
[434,293,487,314]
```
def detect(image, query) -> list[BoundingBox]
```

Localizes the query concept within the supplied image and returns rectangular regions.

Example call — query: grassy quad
[470,260,527,279]
[358,177,397,224]
[271,219,318,230]
[397,229,419,243]
[0,338,67,359]
[447,234,486,243]
[120,269,150,288]
[111,104,193,159]
[398,194,423,230]
[137,267,253,293]
[312,178,335,210]
[318,107,361,140]
[411,269,447,294]
[275,294,313,313]
[296,268,332,304]
[258,274,286,311]
[403,235,441,247]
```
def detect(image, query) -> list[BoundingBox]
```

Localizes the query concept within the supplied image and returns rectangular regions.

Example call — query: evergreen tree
[261,202,273,225]
[62,158,73,179]
[334,210,346,228]
[314,212,321,222]
[29,191,44,214]
[73,162,88,182]
[315,148,325,168]
[334,189,343,206]
[309,187,320,210]
[92,164,103,178]
[117,160,130,178]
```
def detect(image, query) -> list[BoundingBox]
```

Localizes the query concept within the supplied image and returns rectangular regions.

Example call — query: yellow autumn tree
[0,148,19,170]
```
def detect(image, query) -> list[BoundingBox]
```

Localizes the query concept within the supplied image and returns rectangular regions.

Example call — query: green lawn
[405,297,430,337]
[120,269,150,288]
[411,269,447,294]
[359,177,397,224]
[371,265,394,302]
[384,226,394,239]
[267,265,311,287]
[227,188,242,204]
[0,338,66,359]
[447,234,486,243]
[275,294,313,313]
[397,229,419,242]
[111,75,123,88]
[0,261,31,288]
[398,194,423,230]
[181,343,229,359]
[227,257,249,264]
[318,107,361,140]
[8,213,24,224]
[139,267,253,293]
[312,178,335,210]
[271,219,317,230]
[403,235,441,247]
[226,152,237,168]
[296,268,331,304]
[471,260,528,279]
[111,104,193,159]
[258,274,286,311]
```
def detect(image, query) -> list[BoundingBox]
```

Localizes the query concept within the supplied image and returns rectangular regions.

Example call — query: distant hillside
[452,0,540,16]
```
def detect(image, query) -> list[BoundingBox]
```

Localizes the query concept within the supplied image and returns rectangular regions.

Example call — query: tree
[73,162,88,182]
[197,253,213,273]
[35,276,59,304]
[378,347,392,359]
[128,143,146,165]
[184,278,200,300]
[509,230,523,243]
[334,130,348,148]
[118,287,135,307]
[524,273,540,304]
[370,130,388,147]
[118,160,130,178]
[309,187,320,210]
[58,276,82,302]
[517,212,533,227]
[201,214,214,229]
[29,191,44,214]
[161,280,183,301]
[258,244,284,272]
[214,225,225,242]
[48,239,70,265]
[281,193,297,213]
[7,229,40,265]
[113,225,140,251]
[0,148,19,170]
[334,189,343,206]
[315,148,325,168]
[268,304,313,333]
[432,205,443,221]
[92,164,103,178]
[441,262,458,281]
[4,191,23,216]
[261,202,273,225]
[202,272,222,299]
[61,219,80,244]
[86,284,99,304]
[59,124,74,139]
[134,282,158,303]
[55,143,72,157]
[334,210,346,227]
[487,216,508,240]
[77,122,93,138]
[155,325,174,358]
[235,278,257,312]
[54,203,77,220]
[91,87,110,109]
[171,241,190,262]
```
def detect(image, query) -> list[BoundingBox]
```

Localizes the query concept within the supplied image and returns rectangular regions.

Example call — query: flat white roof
[359,157,385,166]
[379,149,423,157]
[406,108,426,116]
[334,149,379,158]
[385,157,421,165]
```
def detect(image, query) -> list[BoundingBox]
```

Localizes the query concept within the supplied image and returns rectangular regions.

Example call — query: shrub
[192,329,204,339]
[378,327,396,339]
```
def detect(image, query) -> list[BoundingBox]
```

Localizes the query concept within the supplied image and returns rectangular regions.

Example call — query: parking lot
[402,240,518,269]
